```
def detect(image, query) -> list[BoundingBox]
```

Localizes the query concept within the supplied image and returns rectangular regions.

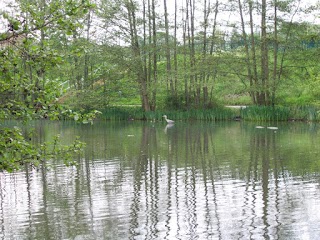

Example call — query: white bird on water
[163,115,174,124]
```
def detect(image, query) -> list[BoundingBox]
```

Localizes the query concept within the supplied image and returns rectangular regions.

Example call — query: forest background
[1,0,320,170]
[1,0,320,114]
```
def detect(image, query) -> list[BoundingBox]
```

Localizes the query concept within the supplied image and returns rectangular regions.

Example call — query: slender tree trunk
[34,0,46,104]
[143,0,148,88]
[188,0,197,106]
[261,0,269,105]
[209,0,219,55]
[151,0,157,110]
[238,0,255,104]
[202,0,210,107]
[84,10,91,88]
[173,0,178,94]
[125,0,150,111]
[148,0,152,88]
[248,0,259,104]
[73,31,82,90]
[272,0,278,106]
[183,0,189,108]
[163,0,173,95]
[206,0,219,107]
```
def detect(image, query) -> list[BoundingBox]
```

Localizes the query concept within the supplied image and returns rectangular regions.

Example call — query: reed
[86,105,320,122]
[289,106,319,121]
[101,106,145,120]
[241,106,290,122]
[100,107,235,121]
[240,105,319,122]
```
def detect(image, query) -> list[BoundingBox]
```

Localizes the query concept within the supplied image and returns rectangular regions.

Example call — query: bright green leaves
[0,127,85,172]
[0,0,96,172]
[0,12,21,32]
[0,127,38,172]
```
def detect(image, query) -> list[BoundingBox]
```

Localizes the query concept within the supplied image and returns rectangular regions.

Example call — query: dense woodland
[1,0,320,113]
[1,0,320,170]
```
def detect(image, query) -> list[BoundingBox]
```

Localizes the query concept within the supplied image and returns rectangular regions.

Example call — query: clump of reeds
[101,106,145,120]
[240,105,319,122]
[288,106,319,121]
[100,107,235,121]
[240,106,290,122]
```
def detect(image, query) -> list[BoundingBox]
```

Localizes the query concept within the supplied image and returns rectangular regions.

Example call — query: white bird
[163,115,174,124]
[267,126,278,130]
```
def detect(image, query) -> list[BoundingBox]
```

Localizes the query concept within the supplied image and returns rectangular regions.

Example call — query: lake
[1,120,320,239]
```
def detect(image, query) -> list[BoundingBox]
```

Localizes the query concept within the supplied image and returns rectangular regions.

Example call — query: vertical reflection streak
[24,165,32,237]
[207,126,222,239]
[128,150,144,239]
[0,174,4,239]
[240,153,253,239]
[174,159,181,240]
[164,161,172,240]
[85,158,95,236]
[273,136,281,239]
[248,131,260,237]
[262,133,270,239]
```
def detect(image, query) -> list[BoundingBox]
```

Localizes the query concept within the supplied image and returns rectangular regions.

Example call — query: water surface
[1,121,320,239]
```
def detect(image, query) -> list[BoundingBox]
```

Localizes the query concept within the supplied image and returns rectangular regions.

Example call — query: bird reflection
[164,123,175,134]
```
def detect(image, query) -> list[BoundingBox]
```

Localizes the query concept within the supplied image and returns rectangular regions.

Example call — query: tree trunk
[125,0,150,111]
[164,0,174,95]
[84,10,91,88]
[272,0,278,106]
[183,0,190,108]
[261,0,269,105]
[248,0,259,104]
[188,0,197,106]
[173,0,178,95]
[238,0,255,104]
[151,0,157,111]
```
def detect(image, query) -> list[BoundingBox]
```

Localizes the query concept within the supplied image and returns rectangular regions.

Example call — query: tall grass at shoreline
[240,106,290,121]
[100,107,235,121]
[240,105,319,122]
[99,105,319,122]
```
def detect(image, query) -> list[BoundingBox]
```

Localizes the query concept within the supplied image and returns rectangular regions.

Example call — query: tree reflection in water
[1,121,320,239]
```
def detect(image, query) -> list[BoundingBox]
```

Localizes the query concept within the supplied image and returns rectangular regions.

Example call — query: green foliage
[60,109,102,124]
[62,89,109,111]
[0,126,85,172]
[0,0,94,172]
[163,94,186,110]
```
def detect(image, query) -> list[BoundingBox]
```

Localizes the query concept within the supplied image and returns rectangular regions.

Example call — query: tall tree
[163,0,174,95]
[260,0,269,105]
[150,0,157,110]
[272,0,278,106]
[125,0,150,111]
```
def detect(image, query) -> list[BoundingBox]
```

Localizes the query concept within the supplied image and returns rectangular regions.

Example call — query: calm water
[1,121,320,240]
